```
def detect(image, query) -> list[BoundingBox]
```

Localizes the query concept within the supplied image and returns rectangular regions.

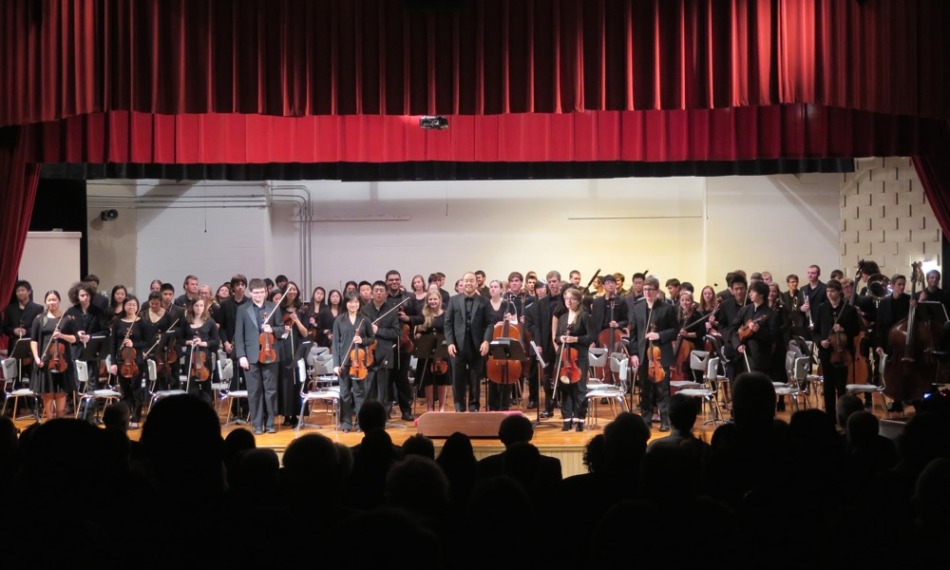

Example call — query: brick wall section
[840,157,941,277]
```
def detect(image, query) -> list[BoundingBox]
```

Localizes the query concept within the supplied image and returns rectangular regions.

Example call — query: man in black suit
[800,264,827,341]
[627,277,678,432]
[444,272,492,412]
[386,270,417,421]
[360,280,401,415]
[527,271,564,418]
[234,277,283,434]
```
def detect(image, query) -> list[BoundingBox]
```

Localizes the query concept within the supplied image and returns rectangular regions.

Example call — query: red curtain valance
[25,105,942,165]
[2,0,948,127]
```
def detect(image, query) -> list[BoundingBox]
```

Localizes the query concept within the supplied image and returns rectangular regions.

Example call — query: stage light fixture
[100,209,119,221]
[419,115,449,130]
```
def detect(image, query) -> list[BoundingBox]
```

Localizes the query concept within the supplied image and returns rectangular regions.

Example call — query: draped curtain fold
[2,0,948,126]
[23,106,943,166]
[0,127,41,314]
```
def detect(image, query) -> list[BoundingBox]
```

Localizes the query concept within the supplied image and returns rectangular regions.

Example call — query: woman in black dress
[30,290,78,420]
[332,291,375,432]
[109,295,147,427]
[414,288,450,412]
[180,297,219,406]
[314,289,343,349]
[277,282,308,426]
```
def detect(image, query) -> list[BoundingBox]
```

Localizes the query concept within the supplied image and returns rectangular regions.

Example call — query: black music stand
[412,334,448,413]
[9,338,33,388]
[529,341,557,429]
[294,340,314,383]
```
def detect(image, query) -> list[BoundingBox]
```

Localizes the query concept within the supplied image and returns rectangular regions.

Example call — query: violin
[118,318,139,379]
[557,323,581,384]
[399,323,414,354]
[429,358,448,375]
[647,323,665,383]
[737,314,769,342]
[189,335,211,381]
[343,318,374,380]
[258,302,279,364]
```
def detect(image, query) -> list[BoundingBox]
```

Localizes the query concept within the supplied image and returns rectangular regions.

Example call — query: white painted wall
[85,173,845,297]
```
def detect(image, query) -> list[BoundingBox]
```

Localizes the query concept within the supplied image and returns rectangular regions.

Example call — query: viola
[429,358,448,375]
[399,323,414,354]
[117,317,140,378]
[647,324,665,383]
[189,336,211,381]
[557,323,581,384]
[828,326,850,368]
[348,341,376,380]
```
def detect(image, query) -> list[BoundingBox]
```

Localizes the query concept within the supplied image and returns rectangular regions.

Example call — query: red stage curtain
[913,123,950,242]
[25,106,943,165]
[0,127,41,312]
[2,0,948,127]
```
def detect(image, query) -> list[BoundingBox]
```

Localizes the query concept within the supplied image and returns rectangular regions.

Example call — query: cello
[847,261,870,383]
[486,297,523,385]
[882,261,945,402]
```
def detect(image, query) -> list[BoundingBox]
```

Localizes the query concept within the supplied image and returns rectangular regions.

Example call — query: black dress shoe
[561,421,572,431]
[539,410,553,419]
[401,413,414,422]
[575,422,584,432]
[659,423,671,432]
[527,400,538,410]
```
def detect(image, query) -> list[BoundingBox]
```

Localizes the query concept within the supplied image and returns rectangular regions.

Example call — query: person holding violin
[672,291,706,383]
[234,278,284,435]
[816,279,860,414]
[732,280,777,375]
[627,277,677,432]
[445,272,493,413]
[590,274,629,353]
[414,288,450,413]
[109,295,147,427]
[360,280,402,418]
[30,290,78,421]
[141,291,178,391]
[554,287,594,431]
[386,270,419,422]
[276,281,309,426]
[180,297,220,406]
[333,291,375,431]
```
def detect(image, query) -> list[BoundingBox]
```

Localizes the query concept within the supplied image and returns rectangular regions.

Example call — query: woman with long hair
[314,289,343,348]
[30,290,78,420]
[180,297,220,405]
[109,295,146,427]
[277,282,308,426]
[415,288,450,412]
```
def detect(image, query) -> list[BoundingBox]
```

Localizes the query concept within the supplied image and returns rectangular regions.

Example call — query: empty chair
[677,356,726,426]
[773,351,804,412]
[218,357,249,426]
[585,355,630,428]
[148,359,188,411]
[74,358,122,423]
[671,349,705,392]
[846,354,891,416]
[587,347,609,386]
[1,357,39,422]
[297,361,341,432]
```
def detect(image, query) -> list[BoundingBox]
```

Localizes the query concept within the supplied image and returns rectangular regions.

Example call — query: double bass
[883,261,946,402]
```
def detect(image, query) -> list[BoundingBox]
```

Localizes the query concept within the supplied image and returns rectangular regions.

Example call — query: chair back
[784,350,797,383]
[75,360,90,384]
[689,350,709,373]
[147,359,158,382]
[1,357,16,381]
[589,347,608,367]
[792,356,811,387]
[218,357,234,381]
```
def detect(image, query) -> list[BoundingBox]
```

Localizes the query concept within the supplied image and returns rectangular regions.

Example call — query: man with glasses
[386,270,417,421]
[627,277,677,432]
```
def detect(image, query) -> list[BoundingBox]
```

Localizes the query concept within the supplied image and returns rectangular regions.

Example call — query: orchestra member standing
[732,280,777,375]
[414,288,450,412]
[445,272,492,413]
[30,290,78,420]
[816,279,859,414]
[181,298,219,406]
[333,291,375,432]
[554,287,594,432]
[360,280,401,417]
[627,277,677,432]
[386,270,418,422]
[234,278,283,435]
[277,282,308,427]
[109,295,147,427]
[873,274,911,413]
[800,265,827,342]
[3,280,43,357]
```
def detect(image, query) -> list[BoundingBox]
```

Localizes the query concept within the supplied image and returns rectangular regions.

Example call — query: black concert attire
[554,309,594,425]
[731,302,778,374]
[276,307,309,422]
[218,295,249,415]
[234,300,282,432]
[781,288,807,342]
[65,302,107,415]
[768,299,790,387]
[872,293,910,352]
[527,292,563,415]
[3,299,43,357]
[714,294,749,379]
[179,318,220,406]
[444,292,493,412]
[628,300,677,428]
[30,314,78,394]
[360,299,400,411]
[332,313,375,430]
[485,298,518,411]
[388,291,418,420]
[817,300,860,413]
[315,305,340,348]
[801,280,828,341]
[675,306,707,382]
[414,313,449,389]
[140,309,177,391]
[111,317,148,423]
[173,293,197,309]
[590,295,629,346]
